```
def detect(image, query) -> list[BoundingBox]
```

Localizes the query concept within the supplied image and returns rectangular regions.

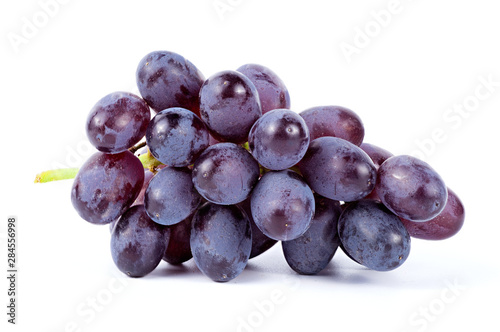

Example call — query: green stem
[138,150,163,172]
[35,150,163,183]
[34,168,79,183]
[241,141,250,151]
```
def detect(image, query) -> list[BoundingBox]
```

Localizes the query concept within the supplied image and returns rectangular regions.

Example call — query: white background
[1,0,499,331]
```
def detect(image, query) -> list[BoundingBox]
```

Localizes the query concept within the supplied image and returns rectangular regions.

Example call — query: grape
[71,151,144,225]
[145,107,209,167]
[248,109,309,170]
[375,155,448,221]
[300,106,364,145]
[111,205,167,277]
[86,92,150,153]
[190,203,251,282]
[360,143,393,200]
[338,200,411,271]
[192,143,260,205]
[298,136,377,202]
[163,214,193,264]
[66,50,467,283]
[238,197,277,259]
[251,169,315,241]
[360,143,393,170]
[237,63,291,114]
[400,188,465,240]
[282,195,342,275]
[199,70,261,143]
[136,50,204,114]
[145,167,201,226]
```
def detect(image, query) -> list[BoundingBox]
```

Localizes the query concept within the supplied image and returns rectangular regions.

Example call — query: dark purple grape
[248,109,309,170]
[400,188,464,240]
[236,63,291,114]
[145,107,209,167]
[238,197,277,259]
[282,195,342,275]
[338,200,411,271]
[251,170,315,241]
[199,70,261,143]
[86,92,150,153]
[192,143,260,205]
[298,137,377,202]
[360,143,393,201]
[111,205,167,277]
[163,214,193,264]
[375,155,448,221]
[136,50,204,115]
[300,106,364,146]
[190,203,251,282]
[145,167,201,226]
[71,151,144,225]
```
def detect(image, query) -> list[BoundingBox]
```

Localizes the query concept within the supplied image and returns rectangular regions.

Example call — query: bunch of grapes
[70,50,465,281]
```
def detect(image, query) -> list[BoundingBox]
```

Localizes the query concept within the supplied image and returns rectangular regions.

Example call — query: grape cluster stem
[34,142,162,183]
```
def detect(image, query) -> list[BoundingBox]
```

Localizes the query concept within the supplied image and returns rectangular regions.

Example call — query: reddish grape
[237,63,291,114]
[400,188,465,240]
[360,143,394,201]
[163,214,193,264]
[300,106,364,146]
[360,143,393,170]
